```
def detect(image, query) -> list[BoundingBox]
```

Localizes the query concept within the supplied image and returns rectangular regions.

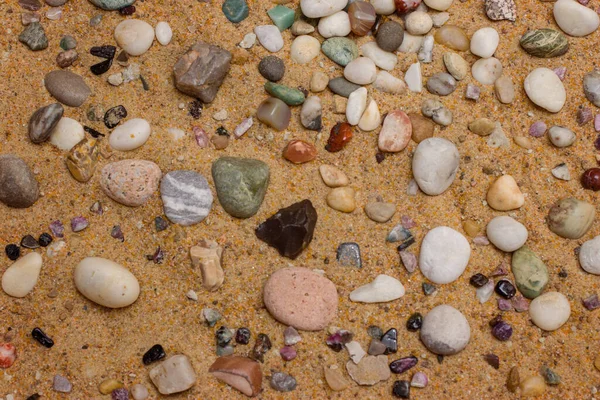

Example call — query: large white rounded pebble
[1,253,42,298]
[419,226,471,284]
[318,11,351,38]
[529,292,571,331]
[349,275,405,303]
[405,11,433,35]
[254,25,284,53]
[420,305,470,355]
[346,87,367,126]
[554,0,599,37]
[49,117,84,150]
[301,0,348,18]
[74,257,140,308]
[155,22,173,46]
[486,216,528,252]
[290,35,321,64]
[344,57,377,85]
[412,137,459,195]
[471,57,503,85]
[524,68,566,113]
[361,42,397,71]
[470,27,499,58]
[114,19,155,56]
[423,0,453,11]
[579,236,600,274]
[109,118,151,151]
[371,0,396,14]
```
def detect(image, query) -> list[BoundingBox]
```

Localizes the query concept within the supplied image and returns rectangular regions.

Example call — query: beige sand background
[1,0,600,398]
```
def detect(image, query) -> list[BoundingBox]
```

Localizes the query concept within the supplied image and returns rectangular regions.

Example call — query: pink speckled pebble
[263,267,338,331]
[100,160,162,207]
[528,121,547,137]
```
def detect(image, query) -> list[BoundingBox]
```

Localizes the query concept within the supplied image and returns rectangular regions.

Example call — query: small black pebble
[376,152,385,163]
[38,233,53,247]
[488,314,503,327]
[26,394,41,400]
[406,313,423,332]
[251,333,272,363]
[558,269,568,278]
[154,216,169,232]
[143,344,166,365]
[5,244,20,260]
[422,282,436,295]
[216,126,230,137]
[90,45,116,59]
[32,327,54,348]
[469,273,489,288]
[235,327,251,345]
[437,354,444,364]
[84,125,105,138]
[483,353,500,369]
[119,5,136,15]
[392,380,410,398]
[189,100,203,119]
[21,235,39,249]
[380,328,397,354]
[104,105,128,129]
[495,280,516,299]
[90,58,113,75]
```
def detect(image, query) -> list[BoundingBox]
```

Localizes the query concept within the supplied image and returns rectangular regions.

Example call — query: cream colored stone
[486,175,524,211]
[190,240,224,292]
[319,165,349,187]
[326,187,356,212]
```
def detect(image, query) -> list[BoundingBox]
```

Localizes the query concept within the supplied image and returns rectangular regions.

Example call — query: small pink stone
[528,121,547,138]
[553,66,566,81]
[401,215,416,229]
[399,251,417,273]
[498,298,513,311]
[280,346,297,361]
[578,0,590,4]
[595,114,600,132]
[193,126,209,147]
[511,295,529,312]
[473,235,490,246]
[0,343,17,368]
[411,371,428,388]
[233,117,253,138]
[465,84,480,101]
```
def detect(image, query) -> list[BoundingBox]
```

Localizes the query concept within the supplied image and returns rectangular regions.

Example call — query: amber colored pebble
[506,366,520,393]
[434,25,470,51]
[283,140,317,164]
[581,168,600,191]
[348,1,376,36]
[462,220,480,237]
[325,122,352,152]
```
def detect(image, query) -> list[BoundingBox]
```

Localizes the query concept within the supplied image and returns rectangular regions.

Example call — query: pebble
[520,29,569,58]
[210,356,262,396]
[488,122,509,148]
[547,197,595,239]
[56,50,78,68]
[255,25,284,52]
[579,236,600,274]
[486,175,524,211]
[44,70,91,107]
[412,137,459,195]
[424,0,452,10]
[420,305,470,355]
[19,22,47,51]
[485,0,515,21]
[265,82,305,105]
[434,25,469,51]
[28,103,63,144]
[234,117,253,138]
[372,0,396,14]
[333,95,347,113]
[358,99,381,131]
[109,118,151,151]
[511,246,549,298]
[99,379,124,394]
[346,87,367,126]
[346,341,366,364]
[376,21,404,51]
[301,0,346,17]
[432,12,449,27]
[426,72,457,96]
[348,1,376,35]
[405,62,422,92]
[101,160,161,207]
[541,365,561,385]
[283,139,318,163]
[310,72,329,92]
[465,83,480,100]
[520,376,546,397]
[173,42,231,103]
[529,291,571,331]
[239,32,256,49]
[88,0,135,10]
[300,96,322,130]
[421,98,453,126]
[548,126,575,147]
[113,19,155,57]
[1,252,42,298]
[268,5,295,30]
[378,110,411,152]
[469,118,495,136]
[329,77,361,97]
[324,366,350,391]
[257,97,291,130]
[0,343,16,368]
[411,372,428,388]
[395,0,421,13]
[258,56,285,82]
[53,375,72,393]
[552,163,571,180]
[318,11,351,38]
[443,52,468,80]
[74,257,140,308]
[344,57,377,85]
[22,12,40,25]
[524,68,566,113]
[270,371,297,392]
[361,42,397,71]
[470,27,499,58]
[203,308,222,327]
[212,157,269,218]
[390,356,418,374]
[161,170,213,225]
[349,275,405,303]
[155,22,172,46]
[149,355,197,395]
[486,216,528,252]
[263,267,337,331]
[322,37,359,66]
[419,226,470,284]
[418,35,434,63]
[583,69,600,107]
[290,35,320,64]
[471,57,503,85]
[373,71,406,94]
[494,75,515,104]
[319,165,349,187]
[48,117,84,151]
[327,187,356,212]
[346,355,390,385]
[66,138,99,183]
[222,0,249,23]
[365,200,396,222]
[553,0,599,37]
[405,11,432,35]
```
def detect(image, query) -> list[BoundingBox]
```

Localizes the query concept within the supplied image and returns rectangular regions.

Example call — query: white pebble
[344,57,377,85]
[405,11,433,35]
[432,12,450,27]
[553,0,599,37]
[300,0,348,18]
[345,341,366,364]
[109,118,151,151]
[412,137,459,195]
[420,305,470,355]
[418,35,434,63]
[254,25,283,53]
[1,252,42,298]
[318,11,351,38]
[419,226,471,284]
[213,109,228,121]
[548,126,575,147]
[423,0,453,11]
[405,62,422,92]
[346,87,367,126]
[361,42,397,71]
[398,33,423,53]
[524,67,566,113]
[529,292,571,331]
[155,21,173,46]
[186,290,199,301]
[358,99,381,131]
[486,216,528,252]
[579,235,600,275]
[471,57,503,85]
[290,35,320,64]
[239,33,256,49]
[470,27,499,58]
[107,73,124,86]
[114,19,155,56]
[49,117,84,151]
[373,71,406,94]
[168,127,185,141]
[131,383,149,400]
[349,275,405,303]
[371,0,396,14]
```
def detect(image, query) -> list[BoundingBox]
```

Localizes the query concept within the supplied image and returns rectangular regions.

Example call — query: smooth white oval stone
[254,25,284,53]
[470,27,499,58]
[318,11,351,38]
[346,87,367,126]
[579,235,600,274]
[471,57,503,85]
[486,216,528,252]
[412,137,459,195]
[1,252,42,298]
[301,0,348,18]
[361,42,397,71]
[423,0,453,11]
[554,0,599,37]
[529,291,571,331]
[420,305,470,355]
[371,0,396,14]
[49,117,85,151]
[114,19,155,56]
[344,57,377,85]
[524,67,566,113]
[74,257,140,308]
[349,275,405,303]
[290,35,321,64]
[419,226,471,284]
[405,11,433,35]
[155,21,173,46]
[358,99,381,131]
[109,118,151,151]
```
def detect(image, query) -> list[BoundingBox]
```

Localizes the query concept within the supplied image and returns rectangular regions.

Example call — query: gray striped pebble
[160,170,213,226]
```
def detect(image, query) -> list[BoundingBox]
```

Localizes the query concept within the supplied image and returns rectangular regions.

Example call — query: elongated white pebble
[2,253,42,298]
[155,22,173,46]
[109,118,151,151]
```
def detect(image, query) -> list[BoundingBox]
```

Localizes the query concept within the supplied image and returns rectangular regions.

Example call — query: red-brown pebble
[325,122,352,152]
[581,168,600,191]
[283,140,317,164]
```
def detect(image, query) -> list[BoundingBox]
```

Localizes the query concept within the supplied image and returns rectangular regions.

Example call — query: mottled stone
[346,355,390,386]
[28,103,63,143]
[547,197,595,239]
[485,0,516,21]
[511,246,549,299]
[321,37,359,66]
[19,22,47,51]
[160,171,213,226]
[583,69,600,107]
[66,138,99,183]
[0,154,39,208]
[88,0,135,10]
[520,29,569,58]
[101,160,161,207]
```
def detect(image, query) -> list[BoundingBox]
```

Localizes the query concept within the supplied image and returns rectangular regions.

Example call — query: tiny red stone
[581,168,600,191]
[0,343,17,368]
[325,122,352,153]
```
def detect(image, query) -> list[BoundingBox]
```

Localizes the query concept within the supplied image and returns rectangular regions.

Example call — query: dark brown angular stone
[173,41,232,103]
[255,199,317,259]
[28,103,64,143]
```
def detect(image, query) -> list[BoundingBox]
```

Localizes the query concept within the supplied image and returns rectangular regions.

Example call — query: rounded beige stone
[486,175,524,211]
[326,187,356,212]
[100,160,162,207]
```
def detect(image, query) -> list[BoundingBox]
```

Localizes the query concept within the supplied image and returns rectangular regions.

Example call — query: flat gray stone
[44,70,91,107]
[160,170,213,226]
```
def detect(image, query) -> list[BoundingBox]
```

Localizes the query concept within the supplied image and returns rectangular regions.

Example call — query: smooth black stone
[235,327,251,345]
[5,244,20,260]
[32,327,54,348]
[119,5,136,15]
[140,74,150,91]
[90,58,112,75]
[84,126,105,138]
[389,356,418,374]
[216,126,230,137]
[469,273,489,288]
[392,380,410,398]
[495,280,516,299]
[104,105,127,129]
[26,394,41,400]
[406,313,422,332]
[397,236,415,251]
[21,235,39,249]
[380,328,397,354]
[484,353,500,369]
[38,233,52,247]
[90,45,116,59]
[142,344,166,365]
[255,199,317,259]
[328,77,361,98]
[251,333,272,363]
[258,55,285,82]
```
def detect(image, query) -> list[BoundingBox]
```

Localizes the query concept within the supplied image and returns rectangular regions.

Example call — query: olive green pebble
[264,82,305,106]
[520,29,569,58]
[321,37,359,67]
[511,246,549,299]
[60,35,77,51]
